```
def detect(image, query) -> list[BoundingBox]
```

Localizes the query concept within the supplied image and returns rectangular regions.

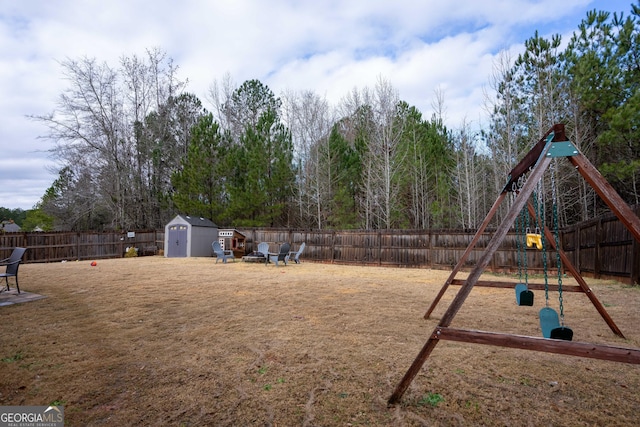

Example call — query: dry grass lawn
[1,256,639,426]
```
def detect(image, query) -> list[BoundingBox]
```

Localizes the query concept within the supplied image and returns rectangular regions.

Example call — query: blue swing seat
[539,307,560,338]
[515,283,534,306]
[539,307,573,340]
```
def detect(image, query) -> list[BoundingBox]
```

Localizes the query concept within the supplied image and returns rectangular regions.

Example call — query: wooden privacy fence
[0,230,162,263]
[243,228,559,274]
[1,228,552,271]
[562,205,640,285]
[0,206,637,285]
[243,206,639,285]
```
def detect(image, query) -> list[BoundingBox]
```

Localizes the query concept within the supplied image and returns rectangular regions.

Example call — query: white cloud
[0,0,631,209]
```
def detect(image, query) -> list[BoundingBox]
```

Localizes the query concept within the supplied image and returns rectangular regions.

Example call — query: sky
[0,0,633,210]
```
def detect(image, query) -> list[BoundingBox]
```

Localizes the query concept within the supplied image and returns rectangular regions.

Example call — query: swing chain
[534,180,549,306]
[524,195,530,286]
[516,203,527,283]
[551,161,565,323]
[514,177,527,284]
[515,196,522,281]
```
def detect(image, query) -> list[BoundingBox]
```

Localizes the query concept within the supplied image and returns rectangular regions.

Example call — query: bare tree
[32,49,186,230]
[206,73,237,134]
[483,50,529,224]
[454,121,478,228]
[400,105,431,228]
[281,90,333,228]
[338,78,406,229]
[371,77,406,229]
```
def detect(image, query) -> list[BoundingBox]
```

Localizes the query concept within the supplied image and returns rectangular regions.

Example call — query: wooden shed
[218,229,246,258]
[164,215,218,258]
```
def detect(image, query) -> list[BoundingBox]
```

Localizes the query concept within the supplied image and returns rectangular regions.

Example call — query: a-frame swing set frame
[388,123,640,405]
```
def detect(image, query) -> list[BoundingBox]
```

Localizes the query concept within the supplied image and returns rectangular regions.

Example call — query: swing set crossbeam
[435,327,640,365]
[450,278,583,292]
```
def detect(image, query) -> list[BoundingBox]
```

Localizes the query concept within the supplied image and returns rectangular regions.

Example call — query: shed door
[167,225,188,257]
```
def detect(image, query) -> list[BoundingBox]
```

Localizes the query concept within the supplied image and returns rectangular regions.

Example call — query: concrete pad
[0,289,47,307]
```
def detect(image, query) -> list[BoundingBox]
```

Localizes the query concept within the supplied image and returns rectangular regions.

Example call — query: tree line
[23,4,640,232]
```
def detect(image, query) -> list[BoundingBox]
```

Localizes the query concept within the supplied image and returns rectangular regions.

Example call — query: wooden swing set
[388,123,640,405]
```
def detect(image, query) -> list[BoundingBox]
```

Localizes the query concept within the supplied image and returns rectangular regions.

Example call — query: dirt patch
[1,257,639,426]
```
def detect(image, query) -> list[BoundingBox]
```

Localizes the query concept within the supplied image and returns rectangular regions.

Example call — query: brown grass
[1,257,639,426]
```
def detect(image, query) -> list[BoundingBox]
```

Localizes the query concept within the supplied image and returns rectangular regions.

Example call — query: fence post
[632,236,639,286]
[331,230,336,263]
[595,217,602,279]
[490,230,497,273]
[21,232,28,261]
[575,223,581,278]
[427,230,432,268]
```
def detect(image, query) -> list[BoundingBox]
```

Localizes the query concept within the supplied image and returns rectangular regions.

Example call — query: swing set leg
[388,331,441,405]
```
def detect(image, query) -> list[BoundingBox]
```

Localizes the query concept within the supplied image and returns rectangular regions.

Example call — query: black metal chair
[0,247,27,294]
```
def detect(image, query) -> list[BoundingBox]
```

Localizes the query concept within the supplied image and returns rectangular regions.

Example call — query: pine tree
[171,114,228,221]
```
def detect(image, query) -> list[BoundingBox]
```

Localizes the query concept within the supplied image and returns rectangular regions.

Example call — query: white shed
[164,215,218,257]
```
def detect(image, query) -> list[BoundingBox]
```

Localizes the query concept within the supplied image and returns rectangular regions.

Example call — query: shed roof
[180,215,218,228]
[1,221,21,232]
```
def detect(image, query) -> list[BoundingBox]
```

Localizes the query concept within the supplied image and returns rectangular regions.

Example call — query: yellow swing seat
[526,232,542,250]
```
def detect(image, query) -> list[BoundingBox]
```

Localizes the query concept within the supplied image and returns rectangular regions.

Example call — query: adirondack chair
[257,242,269,258]
[212,241,235,263]
[288,242,306,264]
[266,242,290,266]
[0,247,27,293]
